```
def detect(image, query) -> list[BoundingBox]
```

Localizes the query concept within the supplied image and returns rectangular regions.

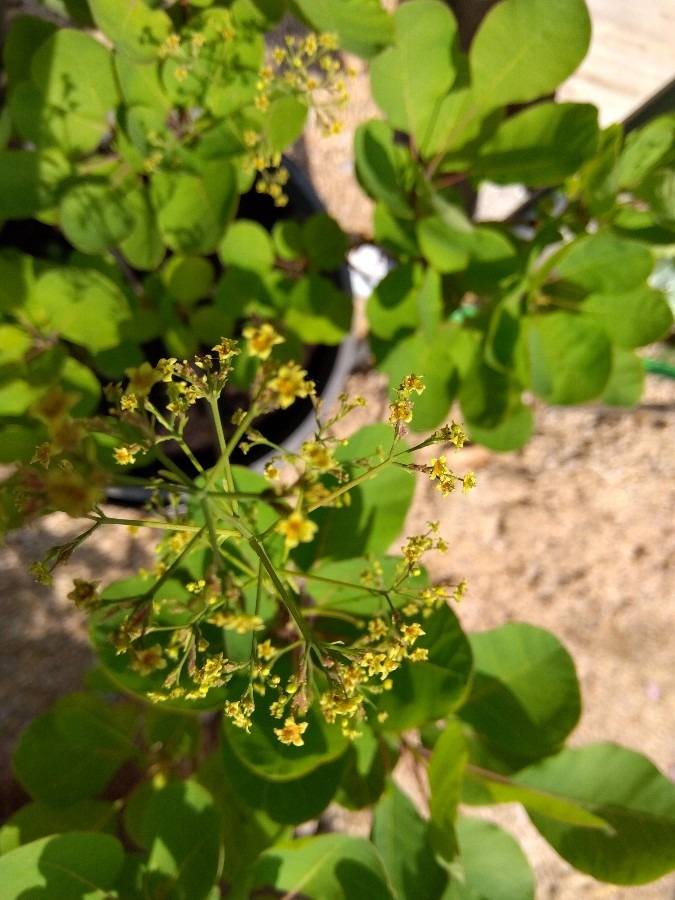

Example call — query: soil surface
[1,12,674,899]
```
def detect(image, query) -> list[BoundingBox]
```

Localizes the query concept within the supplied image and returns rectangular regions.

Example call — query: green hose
[643,357,675,379]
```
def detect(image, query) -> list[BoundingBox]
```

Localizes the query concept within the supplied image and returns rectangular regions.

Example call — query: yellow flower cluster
[267,362,316,409]
[389,374,426,432]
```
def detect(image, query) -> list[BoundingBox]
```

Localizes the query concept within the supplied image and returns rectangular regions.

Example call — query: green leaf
[89,0,173,62]
[372,780,448,899]
[454,817,535,900]
[370,0,458,147]
[527,312,612,404]
[375,605,473,731]
[582,285,673,348]
[303,424,415,563]
[151,160,238,254]
[417,217,470,274]
[552,230,654,294]
[61,357,102,415]
[0,800,117,854]
[470,0,591,112]
[303,213,349,272]
[125,778,222,900]
[161,256,215,304]
[462,768,610,830]
[28,30,119,154]
[0,325,32,366]
[248,833,395,899]
[13,692,139,805]
[223,700,348,782]
[335,731,390,810]
[221,725,347,824]
[617,115,675,189]
[59,179,136,254]
[601,348,644,407]
[354,120,415,218]
[0,150,71,219]
[197,750,290,887]
[286,274,352,344]
[458,623,580,767]
[290,0,394,59]
[428,720,467,864]
[31,267,131,352]
[0,833,124,899]
[3,15,57,85]
[521,744,675,884]
[266,94,308,152]
[638,169,675,226]
[375,322,479,432]
[218,219,275,271]
[118,181,166,271]
[475,103,599,186]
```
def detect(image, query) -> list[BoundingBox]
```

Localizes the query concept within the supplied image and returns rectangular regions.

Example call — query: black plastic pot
[104,159,358,502]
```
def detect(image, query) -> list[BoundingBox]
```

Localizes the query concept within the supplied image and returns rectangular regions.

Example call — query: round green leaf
[417,216,470,273]
[291,0,394,59]
[12,692,139,805]
[266,95,308,152]
[0,832,124,899]
[161,255,215,304]
[60,180,136,254]
[125,779,222,899]
[521,743,675,885]
[0,325,31,366]
[303,213,349,272]
[475,103,600,187]
[221,726,347,824]
[0,150,71,218]
[582,285,673,348]
[32,267,131,352]
[601,348,644,407]
[553,230,654,294]
[61,357,102,415]
[218,219,274,271]
[456,817,535,900]
[375,605,473,731]
[30,29,118,154]
[0,800,117,854]
[372,781,448,899]
[151,160,237,254]
[118,182,166,271]
[470,0,591,112]
[459,622,580,767]
[286,274,352,344]
[370,0,458,146]
[527,312,612,404]
[3,15,57,85]
[249,833,395,899]
[89,0,173,63]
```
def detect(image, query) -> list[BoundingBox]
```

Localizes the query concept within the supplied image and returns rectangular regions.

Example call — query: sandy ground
[1,16,674,900]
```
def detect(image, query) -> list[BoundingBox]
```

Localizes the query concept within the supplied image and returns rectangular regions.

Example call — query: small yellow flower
[268,362,315,409]
[120,394,138,412]
[174,65,189,82]
[68,578,101,611]
[114,446,137,465]
[129,644,167,677]
[276,510,318,550]
[301,441,335,472]
[243,323,285,360]
[274,716,308,747]
[462,471,477,493]
[389,399,413,426]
